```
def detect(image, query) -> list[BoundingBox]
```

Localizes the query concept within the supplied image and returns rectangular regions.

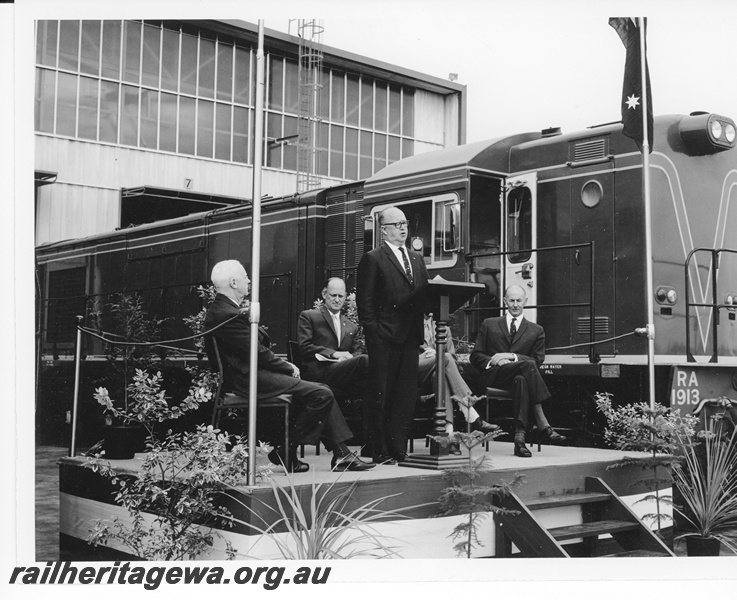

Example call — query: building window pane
[316,122,329,176]
[402,89,414,137]
[56,72,77,137]
[283,115,297,171]
[374,83,387,132]
[196,99,214,157]
[284,58,299,113]
[268,56,283,111]
[180,33,198,95]
[216,43,233,102]
[215,102,232,160]
[329,124,343,179]
[122,21,141,84]
[359,129,372,178]
[388,85,401,134]
[330,71,345,124]
[402,138,414,159]
[198,37,215,98]
[346,74,359,126]
[80,21,101,76]
[58,21,80,72]
[360,79,373,129]
[178,96,195,155]
[101,21,121,79]
[345,128,358,180]
[161,28,179,92]
[78,76,99,140]
[317,68,330,120]
[37,21,58,68]
[99,81,119,143]
[159,92,177,151]
[120,84,139,146]
[374,133,386,173]
[141,23,161,88]
[233,105,249,163]
[140,88,158,149]
[35,68,55,133]
[234,46,250,105]
[266,111,282,168]
[388,135,400,164]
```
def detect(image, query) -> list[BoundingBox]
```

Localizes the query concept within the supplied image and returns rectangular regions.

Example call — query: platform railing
[684,247,737,363]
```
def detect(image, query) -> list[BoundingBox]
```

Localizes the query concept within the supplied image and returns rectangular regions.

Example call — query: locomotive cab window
[506,185,532,263]
[369,192,460,268]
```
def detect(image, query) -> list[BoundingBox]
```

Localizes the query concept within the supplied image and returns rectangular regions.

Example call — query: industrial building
[34,19,466,245]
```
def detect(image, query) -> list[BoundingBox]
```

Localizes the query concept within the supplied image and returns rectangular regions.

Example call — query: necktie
[399,246,413,284]
[510,318,517,339]
[332,313,341,341]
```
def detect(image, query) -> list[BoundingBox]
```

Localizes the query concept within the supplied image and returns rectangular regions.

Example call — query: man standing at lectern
[470,284,566,457]
[357,206,429,464]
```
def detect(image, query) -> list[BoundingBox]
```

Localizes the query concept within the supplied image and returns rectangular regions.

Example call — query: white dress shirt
[385,241,413,279]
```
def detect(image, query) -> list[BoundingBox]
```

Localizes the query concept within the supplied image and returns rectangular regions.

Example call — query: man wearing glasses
[357,206,429,464]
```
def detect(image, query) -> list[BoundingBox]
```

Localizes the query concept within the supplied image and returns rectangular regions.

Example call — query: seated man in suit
[297,277,368,398]
[470,284,566,457]
[204,259,373,473]
[418,314,499,440]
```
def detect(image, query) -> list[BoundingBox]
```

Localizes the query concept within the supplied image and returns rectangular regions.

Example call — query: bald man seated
[203,259,374,473]
[470,285,566,457]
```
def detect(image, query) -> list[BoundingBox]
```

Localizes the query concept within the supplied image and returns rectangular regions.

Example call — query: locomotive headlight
[726,123,736,143]
[726,293,736,309]
[655,286,678,305]
[679,112,737,153]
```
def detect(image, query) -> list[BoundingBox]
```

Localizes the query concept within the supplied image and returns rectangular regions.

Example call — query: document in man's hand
[315,354,338,362]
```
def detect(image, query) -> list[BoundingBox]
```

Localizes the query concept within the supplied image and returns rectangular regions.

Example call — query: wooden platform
[58,440,673,560]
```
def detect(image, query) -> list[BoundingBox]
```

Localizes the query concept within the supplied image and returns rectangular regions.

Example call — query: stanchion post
[70,315,84,458]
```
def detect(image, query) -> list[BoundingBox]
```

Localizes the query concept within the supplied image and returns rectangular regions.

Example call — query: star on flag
[625,94,640,110]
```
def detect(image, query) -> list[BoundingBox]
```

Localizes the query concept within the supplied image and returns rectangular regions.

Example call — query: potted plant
[94,367,217,459]
[672,414,737,556]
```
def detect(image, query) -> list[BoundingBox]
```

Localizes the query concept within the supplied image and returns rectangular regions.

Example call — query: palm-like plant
[673,415,737,554]
[228,472,425,559]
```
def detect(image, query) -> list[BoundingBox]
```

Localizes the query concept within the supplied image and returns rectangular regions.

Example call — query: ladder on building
[295,19,324,193]
[494,476,676,557]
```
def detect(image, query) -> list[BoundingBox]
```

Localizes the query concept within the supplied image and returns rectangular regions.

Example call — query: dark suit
[356,242,429,458]
[297,305,368,395]
[204,293,353,446]
[470,315,550,427]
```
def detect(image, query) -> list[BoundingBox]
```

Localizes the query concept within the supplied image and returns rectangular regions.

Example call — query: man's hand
[489,352,516,367]
[332,351,353,362]
[285,361,301,378]
[422,348,436,359]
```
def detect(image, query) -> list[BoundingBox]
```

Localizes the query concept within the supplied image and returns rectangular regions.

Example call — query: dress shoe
[372,454,397,465]
[268,447,309,473]
[391,452,408,462]
[331,453,376,472]
[449,443,462,455]
[470,418,500,433]
[538,427,567,443]
[514,441,532,458]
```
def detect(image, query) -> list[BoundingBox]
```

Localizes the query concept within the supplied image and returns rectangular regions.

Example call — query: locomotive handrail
[684,247,737,363]
[467,241,598,363]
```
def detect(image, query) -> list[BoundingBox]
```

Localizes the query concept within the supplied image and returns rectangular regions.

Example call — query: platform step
[548,520,639,541]
[526,492,611,510]
[600,550,672,558]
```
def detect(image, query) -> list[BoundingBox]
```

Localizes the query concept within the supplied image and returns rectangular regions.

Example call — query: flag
[609,17,653,152]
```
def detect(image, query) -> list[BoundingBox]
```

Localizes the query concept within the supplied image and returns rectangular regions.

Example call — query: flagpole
[247,20,265,486]
[638,17,656,411]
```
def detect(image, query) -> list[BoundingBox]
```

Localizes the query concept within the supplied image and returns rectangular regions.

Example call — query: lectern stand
[399,278,485,470]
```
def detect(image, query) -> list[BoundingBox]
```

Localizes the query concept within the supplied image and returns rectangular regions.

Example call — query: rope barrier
[76,313,242,349]
[546,330,637,352]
